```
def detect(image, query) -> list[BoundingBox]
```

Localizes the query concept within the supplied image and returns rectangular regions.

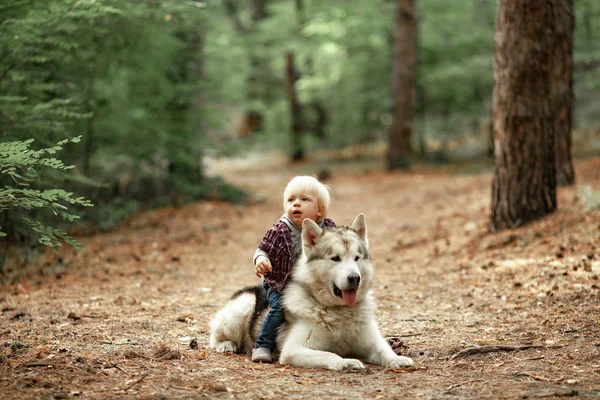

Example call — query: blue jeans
[254,282,284,352]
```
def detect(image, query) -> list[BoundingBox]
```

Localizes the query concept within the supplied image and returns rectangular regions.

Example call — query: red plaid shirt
[256,217,336,293]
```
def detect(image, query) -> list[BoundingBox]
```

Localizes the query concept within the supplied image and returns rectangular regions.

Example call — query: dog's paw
[214,340,239,353]
[387,355,414,368]
[330,358,365,371]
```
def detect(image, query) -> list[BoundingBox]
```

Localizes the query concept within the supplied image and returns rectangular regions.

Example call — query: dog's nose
[347,274,361,288]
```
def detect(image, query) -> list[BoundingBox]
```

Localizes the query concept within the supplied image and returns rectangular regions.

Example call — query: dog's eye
[354,256,360,262]
[331,255,341,262]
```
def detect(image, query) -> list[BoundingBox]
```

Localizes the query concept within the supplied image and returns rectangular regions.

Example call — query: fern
[578,185,600,211]
[0,136,93,250]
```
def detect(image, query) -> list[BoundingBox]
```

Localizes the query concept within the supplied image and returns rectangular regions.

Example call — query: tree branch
[575,59,600,72]
[223,0,247,32]
[450,345,563,360]
[0,61,16,82]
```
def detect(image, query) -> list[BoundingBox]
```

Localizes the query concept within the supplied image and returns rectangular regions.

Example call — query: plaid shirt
[256,217,336,293]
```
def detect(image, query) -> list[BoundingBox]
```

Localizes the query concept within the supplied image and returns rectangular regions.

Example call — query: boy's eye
[331,255,341,262]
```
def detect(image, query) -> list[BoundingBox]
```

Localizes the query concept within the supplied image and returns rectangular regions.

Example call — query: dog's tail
[209,285,268,354]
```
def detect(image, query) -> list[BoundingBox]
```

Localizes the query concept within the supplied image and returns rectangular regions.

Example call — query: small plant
[0,136,93,250]
[10,341,28,351]
[578,185,600,211]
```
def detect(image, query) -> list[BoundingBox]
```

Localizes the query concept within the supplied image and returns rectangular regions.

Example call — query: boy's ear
[302,218,323,249]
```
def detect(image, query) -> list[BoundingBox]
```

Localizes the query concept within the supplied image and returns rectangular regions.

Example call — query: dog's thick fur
[209,214,414,371]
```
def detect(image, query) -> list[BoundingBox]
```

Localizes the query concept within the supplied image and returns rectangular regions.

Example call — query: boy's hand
[255,256,272,277]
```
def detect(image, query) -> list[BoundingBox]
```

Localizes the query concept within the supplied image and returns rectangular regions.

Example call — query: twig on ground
[121,373,149,391]
[104,362,128,374]
[99,340,140,346]
[114,365,128,374]
[524,355,545,361]
[450,345,562,360]
[446,379,485,390]
[506,372,562,383]
[24,363,54,368]
[532,390,579,398]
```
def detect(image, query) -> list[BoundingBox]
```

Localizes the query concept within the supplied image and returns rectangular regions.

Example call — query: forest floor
[1,152,600,399]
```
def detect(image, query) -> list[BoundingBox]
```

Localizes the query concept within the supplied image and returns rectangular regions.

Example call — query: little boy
[252,175,336,363]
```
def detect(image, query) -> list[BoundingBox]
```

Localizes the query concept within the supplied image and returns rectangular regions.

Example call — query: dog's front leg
[361,322,414,368]
[280,326,364,371]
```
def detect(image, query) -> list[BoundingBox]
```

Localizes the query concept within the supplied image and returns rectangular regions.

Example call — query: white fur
[209,292,256,354]
[209,214,414,371]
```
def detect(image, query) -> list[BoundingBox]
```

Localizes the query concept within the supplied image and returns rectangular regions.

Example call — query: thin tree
[554,0,575,187]
[490,1,558,231]
[285,52,304,161]
[387,0,416,170]
[223,0,272,102]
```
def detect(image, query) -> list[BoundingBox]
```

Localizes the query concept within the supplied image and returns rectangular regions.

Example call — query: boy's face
[286,191,323,229]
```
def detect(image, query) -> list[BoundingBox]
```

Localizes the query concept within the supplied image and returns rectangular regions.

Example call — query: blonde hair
[283,176,330,222]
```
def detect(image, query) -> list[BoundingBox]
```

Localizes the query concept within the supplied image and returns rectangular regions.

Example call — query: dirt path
[1,155,600,399]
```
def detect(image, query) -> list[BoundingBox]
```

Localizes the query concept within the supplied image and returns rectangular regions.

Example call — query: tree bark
[294,0,306,26]
[223,0,273,102]
[251,0,269,22]
[223,0,247,32]
[285,52,303,161]
[387,0,415,170]
[553,0,575,187]
[193,22,205,180]
[490,1,558,232]
[83,102,93,177]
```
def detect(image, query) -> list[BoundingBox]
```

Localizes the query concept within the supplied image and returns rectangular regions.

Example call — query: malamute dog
[209,214,414,371]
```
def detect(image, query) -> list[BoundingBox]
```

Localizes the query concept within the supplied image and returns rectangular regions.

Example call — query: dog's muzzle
[333,273,361,306]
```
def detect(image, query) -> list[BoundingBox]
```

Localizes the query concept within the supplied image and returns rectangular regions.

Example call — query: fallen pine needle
[524,355,545,361]
[532,389,579,398]
[121,373,149,391]
[24,363,54,368]
[450,345,562,360]
[506,372,564,383]
[446,379,485,390]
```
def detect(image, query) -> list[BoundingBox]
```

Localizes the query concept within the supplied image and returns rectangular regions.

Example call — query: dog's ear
[349,213,368,242]
[302,218,323,249]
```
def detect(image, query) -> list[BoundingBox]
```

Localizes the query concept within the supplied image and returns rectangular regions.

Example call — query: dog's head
[295,214,373,307]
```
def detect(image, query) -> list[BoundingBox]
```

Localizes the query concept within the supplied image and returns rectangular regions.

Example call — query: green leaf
[24,168,38,180]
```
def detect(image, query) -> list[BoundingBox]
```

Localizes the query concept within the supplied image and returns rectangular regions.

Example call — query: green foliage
[1,0,219,249]
[204,0,600,155]
[578,185,600,211]
[574,0,600,127]
[0,137,93,249]
[203,1,396,151]
[2,0,598,256]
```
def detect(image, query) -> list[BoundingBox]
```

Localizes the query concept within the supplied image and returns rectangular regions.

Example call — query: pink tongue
[342,290,357,306]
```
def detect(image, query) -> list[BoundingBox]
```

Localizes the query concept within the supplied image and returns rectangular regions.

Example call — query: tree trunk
[285,52,303,161]
[490,1,558,232]
[251,0,269,22]
[223,0,273,102]
[83,100,94,177]
[294,0,306,26]
[387,0,415,170]
[554,0,575,187]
